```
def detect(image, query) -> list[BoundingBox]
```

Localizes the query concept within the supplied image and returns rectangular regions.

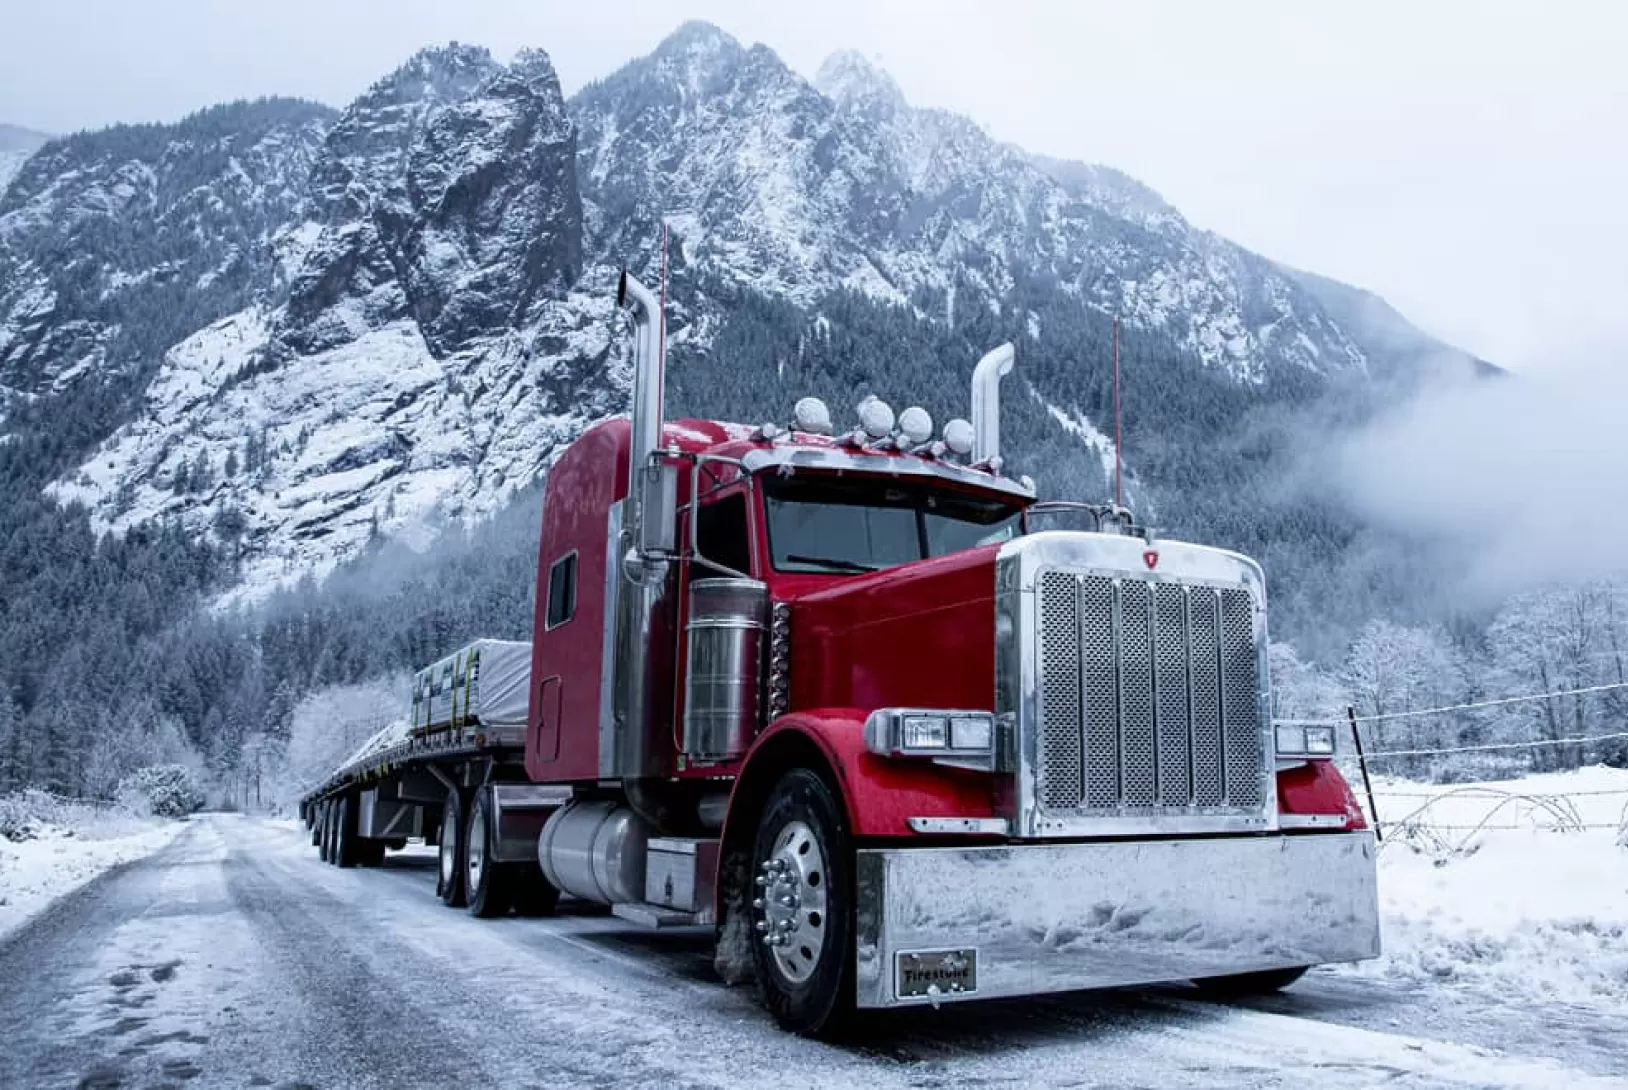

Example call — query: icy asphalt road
[0,817,1622,1090]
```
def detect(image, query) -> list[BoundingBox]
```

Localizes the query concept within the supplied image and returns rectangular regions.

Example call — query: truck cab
[509,272,1378,1035]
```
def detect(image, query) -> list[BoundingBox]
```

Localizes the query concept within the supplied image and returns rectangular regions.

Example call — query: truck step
[611,902,711,929]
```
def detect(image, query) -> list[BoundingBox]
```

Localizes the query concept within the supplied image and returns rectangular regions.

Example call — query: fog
[1337,358,1628,602]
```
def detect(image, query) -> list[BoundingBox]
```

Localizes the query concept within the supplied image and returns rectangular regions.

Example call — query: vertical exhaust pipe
[611,271,685,832]
[617,271,664,514]
[971,342,1014,470]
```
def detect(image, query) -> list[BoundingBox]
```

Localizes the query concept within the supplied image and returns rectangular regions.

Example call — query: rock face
[0,101,332,416]
[280,45,582,359]
[3,23,1488,606]
[571,23,1376,382]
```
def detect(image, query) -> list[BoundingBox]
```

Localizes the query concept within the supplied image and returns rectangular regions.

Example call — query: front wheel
[1192,966,1309,997]
[749,768,854,1037]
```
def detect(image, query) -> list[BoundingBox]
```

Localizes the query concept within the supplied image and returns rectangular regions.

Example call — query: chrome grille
[1035,570,1266,818]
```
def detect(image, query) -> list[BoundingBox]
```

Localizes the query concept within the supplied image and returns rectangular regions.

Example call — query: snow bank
[0,794,184,942]
[1350,765,1628,1007]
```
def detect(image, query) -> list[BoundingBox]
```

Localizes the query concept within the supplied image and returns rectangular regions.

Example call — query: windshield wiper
[784,554,878,573]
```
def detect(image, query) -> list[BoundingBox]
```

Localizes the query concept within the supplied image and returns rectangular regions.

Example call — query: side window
[546,552,577,629]
[696,492,751,574]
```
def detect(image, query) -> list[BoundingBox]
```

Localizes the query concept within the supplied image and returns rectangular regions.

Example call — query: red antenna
[1113,315,1123,508]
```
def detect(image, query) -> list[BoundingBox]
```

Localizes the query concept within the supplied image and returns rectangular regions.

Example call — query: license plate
[896,949,978,998]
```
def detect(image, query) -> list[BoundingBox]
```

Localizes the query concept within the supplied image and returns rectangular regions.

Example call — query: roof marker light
[942,418,975,456]
[898,406,933,446]
[858,395,895,439]
[792,396,832,435]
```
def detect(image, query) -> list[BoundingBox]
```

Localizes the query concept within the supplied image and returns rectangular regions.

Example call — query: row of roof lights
[780,396,975,456]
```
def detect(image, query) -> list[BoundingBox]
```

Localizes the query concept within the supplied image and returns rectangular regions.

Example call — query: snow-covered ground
[0,796,185,943]
[1351,765,1628,1009]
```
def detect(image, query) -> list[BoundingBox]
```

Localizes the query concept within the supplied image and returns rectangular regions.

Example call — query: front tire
[749,768,854,1037]
[437,787,469,907]
[1192,966,1309,997]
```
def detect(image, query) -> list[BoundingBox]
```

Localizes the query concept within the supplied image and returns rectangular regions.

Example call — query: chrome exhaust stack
[617,271,665,528]
[611,271,688,834]
[971,342,1015,472]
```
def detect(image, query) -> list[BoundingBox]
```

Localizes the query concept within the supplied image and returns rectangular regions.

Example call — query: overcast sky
[3,0,1623,373]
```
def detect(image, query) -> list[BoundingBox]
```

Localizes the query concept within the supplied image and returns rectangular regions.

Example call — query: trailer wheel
[323,797,340,865]
[749,768,854,1037]
[465,788,514,918]
[334,793,358,868]
[1192,966,1309,997]
[436,787,470,907]
[309,806,322,847]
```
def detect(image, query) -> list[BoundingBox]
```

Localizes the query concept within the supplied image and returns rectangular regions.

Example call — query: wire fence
[1272,678,1628,853]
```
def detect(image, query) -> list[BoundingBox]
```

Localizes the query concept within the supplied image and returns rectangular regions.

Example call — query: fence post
[1348,705,1383,842]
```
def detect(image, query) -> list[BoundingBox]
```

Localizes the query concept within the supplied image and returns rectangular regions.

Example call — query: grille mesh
[1035,571,1265,819]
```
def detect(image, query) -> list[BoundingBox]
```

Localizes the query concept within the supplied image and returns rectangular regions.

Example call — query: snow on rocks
[1349,765,1628,1009]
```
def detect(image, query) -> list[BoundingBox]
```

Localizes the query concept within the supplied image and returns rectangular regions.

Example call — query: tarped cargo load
[410,639,531,732]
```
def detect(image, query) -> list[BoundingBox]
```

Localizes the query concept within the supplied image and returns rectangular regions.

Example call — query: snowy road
[0,817,1622,1090]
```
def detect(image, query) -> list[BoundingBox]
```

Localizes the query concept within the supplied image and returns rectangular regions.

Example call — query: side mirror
[637,457,679,557]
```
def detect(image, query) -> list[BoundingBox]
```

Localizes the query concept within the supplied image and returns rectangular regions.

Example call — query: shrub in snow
[116,765,205,819]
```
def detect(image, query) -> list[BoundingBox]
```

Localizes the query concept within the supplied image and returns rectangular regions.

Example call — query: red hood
[784,545,1001,716]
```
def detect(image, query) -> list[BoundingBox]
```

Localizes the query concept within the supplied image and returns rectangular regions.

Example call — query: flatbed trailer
[298,718,563,912]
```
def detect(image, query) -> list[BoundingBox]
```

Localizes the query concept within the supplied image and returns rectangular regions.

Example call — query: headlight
[865,708,1000,771]
[901,715,948,750]
[1275,723,1337,759]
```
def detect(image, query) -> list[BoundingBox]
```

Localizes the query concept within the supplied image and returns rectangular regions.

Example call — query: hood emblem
[1143,550,1160,570]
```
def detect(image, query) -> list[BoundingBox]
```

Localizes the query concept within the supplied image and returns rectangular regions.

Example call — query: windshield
[763,476,1022,574]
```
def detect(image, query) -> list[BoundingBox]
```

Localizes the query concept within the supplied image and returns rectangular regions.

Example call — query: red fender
[730,708,1003,839]
[1277,760,1368,830]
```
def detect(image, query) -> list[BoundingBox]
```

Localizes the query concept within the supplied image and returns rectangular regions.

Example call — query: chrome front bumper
[854,832,1379,1008]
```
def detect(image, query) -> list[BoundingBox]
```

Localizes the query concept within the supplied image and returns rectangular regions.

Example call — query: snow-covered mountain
[1,22,1488,605]
[0,124,51,196]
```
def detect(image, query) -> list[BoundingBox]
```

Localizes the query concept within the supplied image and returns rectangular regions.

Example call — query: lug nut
[752,897,765,910]
[755,920,769,933]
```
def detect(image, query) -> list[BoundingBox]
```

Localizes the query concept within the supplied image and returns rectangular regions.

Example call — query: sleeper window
[546,552,577,629]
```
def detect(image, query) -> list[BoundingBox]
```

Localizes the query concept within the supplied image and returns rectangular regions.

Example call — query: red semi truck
[300,272,1380,1035]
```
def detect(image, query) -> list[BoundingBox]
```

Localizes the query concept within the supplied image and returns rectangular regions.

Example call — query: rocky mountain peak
[655,19,744,61]
[813,49,908,117]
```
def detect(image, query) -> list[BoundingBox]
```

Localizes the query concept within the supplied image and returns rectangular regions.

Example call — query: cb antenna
[1113,315,1123,508]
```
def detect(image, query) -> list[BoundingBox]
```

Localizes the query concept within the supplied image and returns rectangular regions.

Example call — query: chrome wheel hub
[753,819,829,984]
[439,808,457,887]
[466,806,486,891]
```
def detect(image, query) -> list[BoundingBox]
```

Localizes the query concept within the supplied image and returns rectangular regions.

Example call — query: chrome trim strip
[598,502,624,779]
[854,832,1379,1008]
[906,817,1011,835]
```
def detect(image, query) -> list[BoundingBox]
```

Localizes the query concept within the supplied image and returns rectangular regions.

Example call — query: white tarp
[410,639,531,732]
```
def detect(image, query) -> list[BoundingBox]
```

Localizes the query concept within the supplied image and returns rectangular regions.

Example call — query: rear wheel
[1192,966,1309,997]
[334,794,358,868]
[749,768,854,1037]
[464,789,514,919]
[317,802,333,863]
[309,807,322,847]
[436,787,469,907]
